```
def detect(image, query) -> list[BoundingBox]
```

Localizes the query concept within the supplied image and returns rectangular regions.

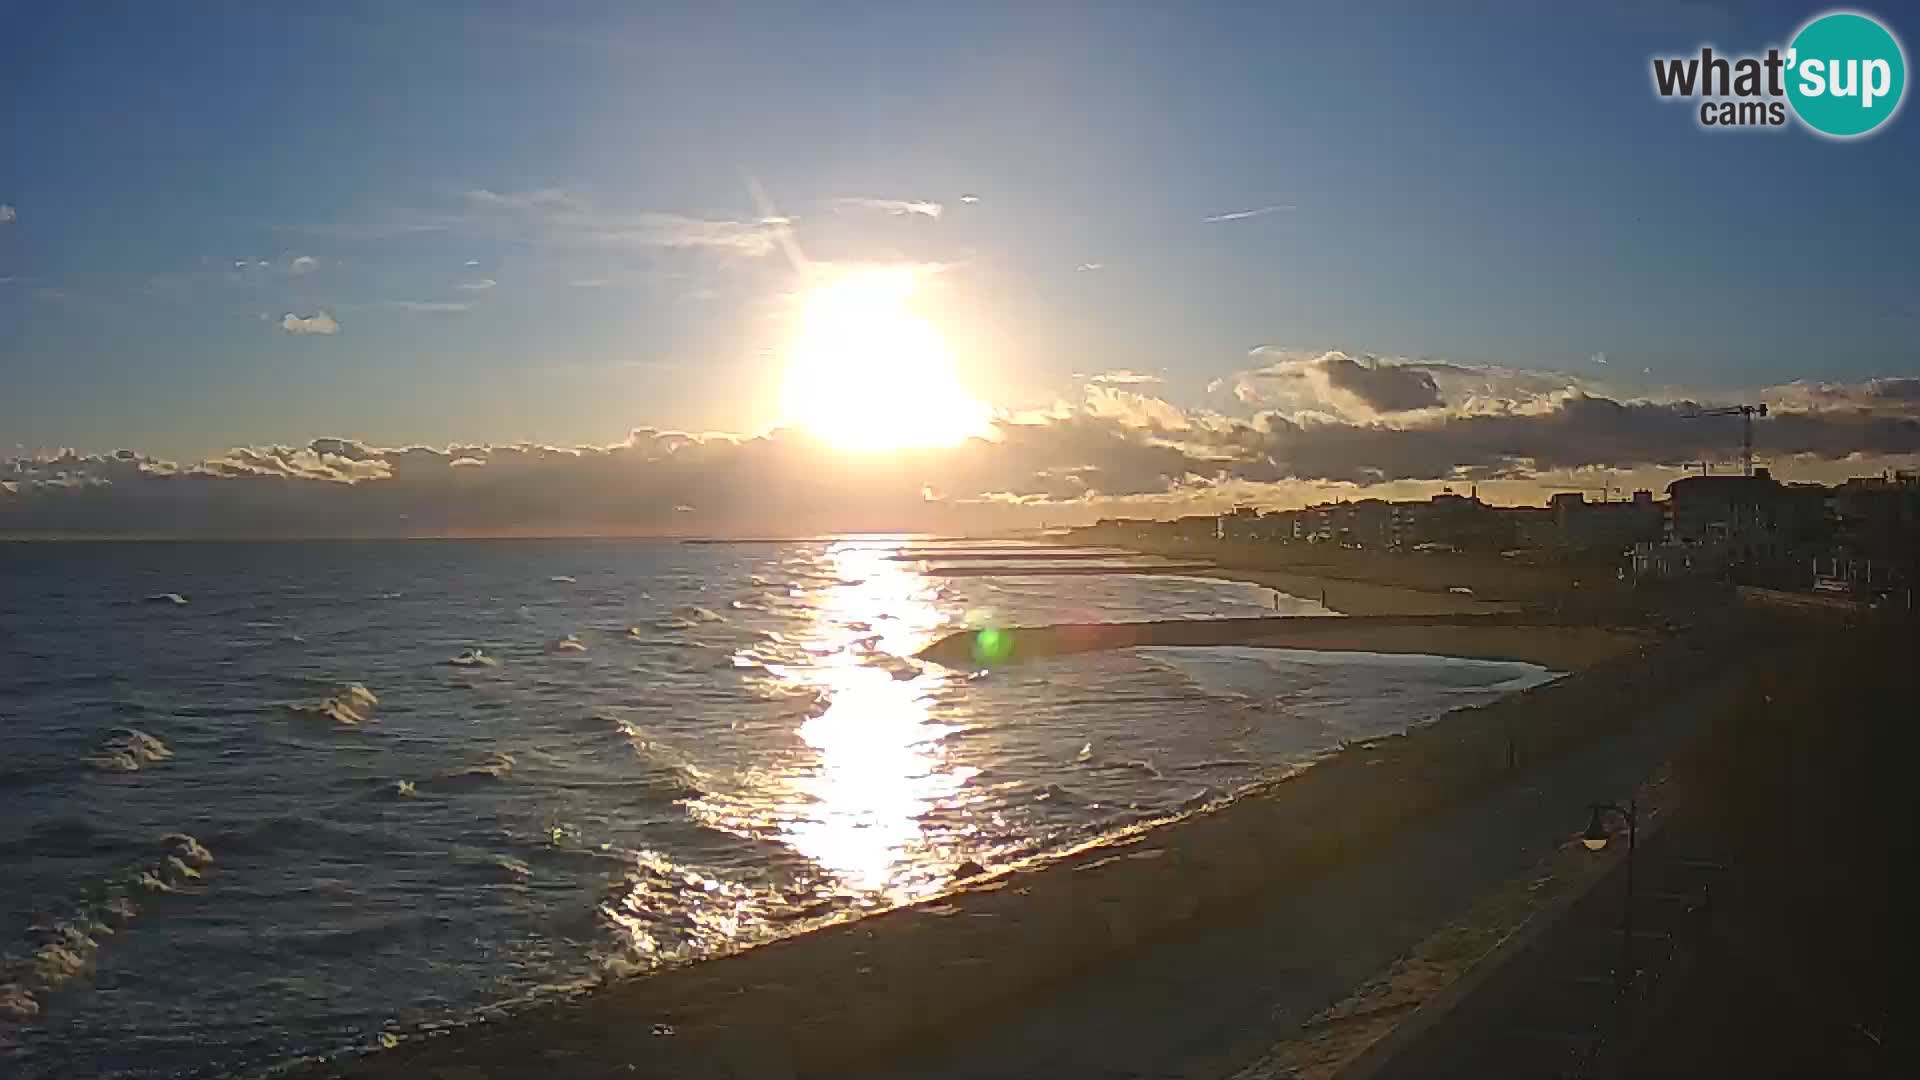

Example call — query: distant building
[1549,489,1663,549]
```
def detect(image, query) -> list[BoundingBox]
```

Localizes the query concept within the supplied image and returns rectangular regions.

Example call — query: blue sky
[3,1,1917,465]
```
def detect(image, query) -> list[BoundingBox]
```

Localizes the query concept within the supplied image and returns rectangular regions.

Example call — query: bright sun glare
[781,268,992,451]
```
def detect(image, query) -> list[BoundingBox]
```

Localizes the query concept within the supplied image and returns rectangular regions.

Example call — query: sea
[0,538,1556,1078]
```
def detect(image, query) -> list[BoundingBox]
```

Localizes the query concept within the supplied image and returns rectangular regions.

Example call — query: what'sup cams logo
[1651,9,1906,138]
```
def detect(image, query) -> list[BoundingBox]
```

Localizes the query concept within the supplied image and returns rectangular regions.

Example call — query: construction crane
[1683,404,1768,476]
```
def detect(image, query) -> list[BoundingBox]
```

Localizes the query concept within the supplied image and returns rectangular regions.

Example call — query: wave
[142,592,188,606]
[669,605,727,625]
[448,648,499,667]
[0,833,212,1027]
[84,728,174,773]
[422,752,517,790]
[548,575,578,584]
[287,681,378,726]
[546,634,588,653]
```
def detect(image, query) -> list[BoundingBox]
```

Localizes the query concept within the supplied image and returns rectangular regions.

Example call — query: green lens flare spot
[972,627,1013,665]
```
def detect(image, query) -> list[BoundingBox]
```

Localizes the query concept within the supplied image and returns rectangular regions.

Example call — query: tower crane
[1683,404,1768,477]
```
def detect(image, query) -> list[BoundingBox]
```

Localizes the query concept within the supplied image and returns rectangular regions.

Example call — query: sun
[780,267,992,451]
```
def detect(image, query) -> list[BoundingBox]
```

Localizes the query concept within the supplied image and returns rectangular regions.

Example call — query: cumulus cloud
[1202,204,1291,223]
[0,203,15,224]
[278,311,338,335]
[1233,348,1443,417]
[838,197,944,219]
[289,255,319,274]
[6,363,1918,537]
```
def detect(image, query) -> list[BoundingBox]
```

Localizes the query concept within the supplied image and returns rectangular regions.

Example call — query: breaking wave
[84,729,174,773]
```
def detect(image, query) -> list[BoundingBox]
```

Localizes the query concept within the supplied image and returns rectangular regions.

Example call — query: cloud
[959,195,980,204]
[462,187,589,213]
[456,278,497,291]
[289,255,320,274]
[7,366,1917,537]
[0,204,15,224]
[380,301,470,313]
[279,311,339,334]
[1082,370,1161,386]
[570,278,609,289]
[462,188,783,257]
[838,198,944,219]
[1234,349,1444,417]
[465,259,482,267]
[283,221,449,240]
[1077,262,1105,272]
[1202,204,1292,223]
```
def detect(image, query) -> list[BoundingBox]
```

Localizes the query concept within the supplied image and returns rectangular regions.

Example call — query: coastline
[303,597,1775,1080]
[1197,566,1516,617]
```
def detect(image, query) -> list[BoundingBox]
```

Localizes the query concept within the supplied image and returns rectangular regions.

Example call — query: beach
[302,565,1782,1079]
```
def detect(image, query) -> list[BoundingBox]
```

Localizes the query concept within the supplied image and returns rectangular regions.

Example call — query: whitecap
[143,592,188,606]
[288,684,375,726]
[0,983,38,1020]
[133,869,175,894]
[29,942,90,986]
[161,833,213,869]
[494,856,533,881]
[547,634,588,653]
[549,575,578,584]
[85,729,174,773]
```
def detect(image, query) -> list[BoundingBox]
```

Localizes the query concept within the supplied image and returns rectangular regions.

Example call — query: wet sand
[917,614,1640,672]
[302,609,1764,1080]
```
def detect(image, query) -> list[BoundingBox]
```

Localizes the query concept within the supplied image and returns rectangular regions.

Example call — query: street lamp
[1583,800,1640,1041]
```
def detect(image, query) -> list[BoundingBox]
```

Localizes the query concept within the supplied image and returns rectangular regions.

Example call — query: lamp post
[1583,800,1639,1046]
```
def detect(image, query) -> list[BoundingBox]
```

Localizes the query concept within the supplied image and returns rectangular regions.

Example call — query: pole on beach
[1583,800,1639,1051]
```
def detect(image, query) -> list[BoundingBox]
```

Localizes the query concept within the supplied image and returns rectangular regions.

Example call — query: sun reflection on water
[769,539,976,902]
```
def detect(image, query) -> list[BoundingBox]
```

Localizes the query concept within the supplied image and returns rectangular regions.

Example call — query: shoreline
[304,604,1769,1080]
[1198,566,1517,617]
[917,614,1640,672]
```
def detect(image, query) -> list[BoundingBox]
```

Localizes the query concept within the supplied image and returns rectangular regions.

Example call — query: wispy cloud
[280,311,339,335]
[1202,204,1293,223]
[0,204,15,224]
[380,301,471,313]
[958,194,980,204]
[464,259,481,267]
[462,187,784,257]
[32,287,71,303]
[456,278,497,291]
[290,255,320,274]
[281,221,449,240]
[837,197,944,219]
[462,187,588,213]
[1077,262,1105,272]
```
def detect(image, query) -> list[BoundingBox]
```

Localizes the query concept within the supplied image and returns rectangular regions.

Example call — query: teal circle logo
[1786,11,1906,138]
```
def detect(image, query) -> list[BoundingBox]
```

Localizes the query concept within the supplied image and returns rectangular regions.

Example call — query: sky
[3,1,1918,535]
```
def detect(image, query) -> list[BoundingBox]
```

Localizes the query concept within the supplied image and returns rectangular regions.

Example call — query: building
[1549,489,1664,550]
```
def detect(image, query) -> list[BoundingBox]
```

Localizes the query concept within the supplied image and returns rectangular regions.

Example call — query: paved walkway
[848,668,1753,1080]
